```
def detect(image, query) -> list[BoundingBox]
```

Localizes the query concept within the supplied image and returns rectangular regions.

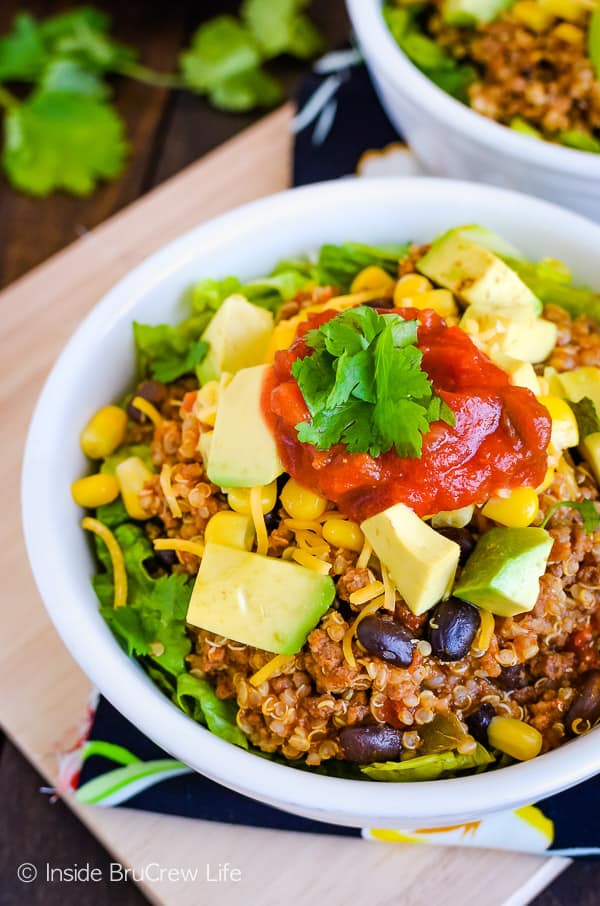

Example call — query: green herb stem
[116,62,183,90]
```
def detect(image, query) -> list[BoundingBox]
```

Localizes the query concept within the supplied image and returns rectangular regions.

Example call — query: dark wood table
[0,2,597,903]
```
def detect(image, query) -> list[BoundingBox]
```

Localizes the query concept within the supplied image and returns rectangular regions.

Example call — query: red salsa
[262,307,552,523]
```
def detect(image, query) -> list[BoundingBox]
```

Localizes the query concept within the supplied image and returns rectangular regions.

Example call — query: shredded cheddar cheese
[154,538,205,558]
[381,564,396,612]
[82,517,127,609]
[132,395,163,427]
[472,609,495,656]
[250,486,269,556]
[349,581,385,606]
[342,595,386,668]
[160,463,182,519]
[249,654,293,687]
[292,549,331,574]
[356,538,373,570]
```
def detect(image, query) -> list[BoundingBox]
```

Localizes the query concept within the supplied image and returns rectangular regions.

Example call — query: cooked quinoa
[121,295,600,768]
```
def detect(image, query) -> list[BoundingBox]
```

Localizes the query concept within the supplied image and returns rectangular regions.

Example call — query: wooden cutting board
[0,103,568,906]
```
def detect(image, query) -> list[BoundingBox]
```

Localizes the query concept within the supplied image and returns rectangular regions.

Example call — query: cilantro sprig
[541,499,600,533]
[0,2,325,197]
[292,306,455,458]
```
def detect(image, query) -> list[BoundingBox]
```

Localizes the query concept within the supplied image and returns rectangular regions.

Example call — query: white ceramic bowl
[347,0,600,221]
[22,179,600,828]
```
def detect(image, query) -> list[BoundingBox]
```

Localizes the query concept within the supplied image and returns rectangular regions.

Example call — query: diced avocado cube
[494,355,542,394]
[186,542,335,654]
[206,364,283,488]
[581,432,600,483]
[442,0,515,26]
[453,527,553,616]
[198,430,213,468]
[418,227,542,318]
[460,308,557,364]
[555,366,600,413]
[197,294,273,385]
[360,503,460,615]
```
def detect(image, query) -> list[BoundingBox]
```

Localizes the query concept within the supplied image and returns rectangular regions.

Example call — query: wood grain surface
[0,2,596,904]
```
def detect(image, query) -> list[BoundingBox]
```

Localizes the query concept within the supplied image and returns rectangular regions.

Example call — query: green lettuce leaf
[132,321,208,382]
[100,443,154,476]
[559,130,600,154]
[176,673,248,748]
[316,242,410,292]
[502,257,600,321]
[361,744,494,782]
[95,497,129,528]
[568,397,600,440]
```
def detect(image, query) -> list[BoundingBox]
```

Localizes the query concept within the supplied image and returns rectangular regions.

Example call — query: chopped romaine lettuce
[361,744,494,781]
[176,673,248,748]
[502,257,600,321]
[316,242,410,292]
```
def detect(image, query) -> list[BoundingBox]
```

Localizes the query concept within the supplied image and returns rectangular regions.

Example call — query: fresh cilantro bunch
[292,305,455,458]
[0,2,325,197]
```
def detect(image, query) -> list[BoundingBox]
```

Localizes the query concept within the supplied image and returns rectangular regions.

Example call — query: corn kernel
[482,487,539,528]
[538,395,579,450]
[226,482,277,516]
[80,405,127,459]
[540,0,586,23]
[264,315,303,362]
[205,510,255,551]
[115,456,153,520]
[281,478,328,521]
[512,0,556,32]
[487,716,543,760]
[535,465,556,494]
[350,266,395,295]
[71,473,120,508]
[393,274,432,304]
[431,504,474,529]
[322,518,364,552]
[552,21,584,42]
[398,289,458,319]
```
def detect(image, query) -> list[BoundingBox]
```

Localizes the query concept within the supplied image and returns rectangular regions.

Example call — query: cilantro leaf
[568,397,600,440]
[3,89,127,196]
[293,306,454,458]
[40,7,135,72]
[0,13,47,81]
[542,499,600,533]
[39,58,108,98]
[179,16,261,94]
[93,522,193,678]
[208,66,281,113]
[241,0,325,60]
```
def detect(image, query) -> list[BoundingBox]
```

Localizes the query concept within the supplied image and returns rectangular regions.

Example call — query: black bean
[339,725,403,764]
[565,669,600,737]
[428,597,481,661]
[154,547,178,569]
[128,380,168,422]
[356,615,414,668]
[497,664,531,691]
[263,509,279,533]
[434,527,476,565]
[362,297,394,309]
[467,703,495,744]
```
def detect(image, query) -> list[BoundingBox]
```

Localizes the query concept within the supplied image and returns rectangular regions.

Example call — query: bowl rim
[346,0,600,177]
[22,177,600,824]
